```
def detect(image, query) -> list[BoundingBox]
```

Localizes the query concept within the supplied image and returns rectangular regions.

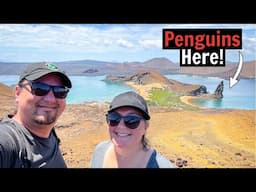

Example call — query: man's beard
[34,111,57,125]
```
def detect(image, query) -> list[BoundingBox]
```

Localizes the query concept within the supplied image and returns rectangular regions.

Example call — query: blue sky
[0,24,255,63]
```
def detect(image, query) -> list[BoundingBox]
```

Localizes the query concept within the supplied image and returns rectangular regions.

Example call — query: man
[0,62,72,168]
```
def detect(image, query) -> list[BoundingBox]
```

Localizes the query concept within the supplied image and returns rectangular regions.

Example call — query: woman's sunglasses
[106,113,143,129]
[19,81,69,99]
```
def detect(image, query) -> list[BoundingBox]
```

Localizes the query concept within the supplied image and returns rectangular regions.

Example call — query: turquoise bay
[0,75,133,104]
[165,74,256,110]
[0,75,255,110]
[67,76,133,103]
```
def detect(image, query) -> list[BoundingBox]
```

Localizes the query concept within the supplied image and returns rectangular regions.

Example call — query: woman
[90,91,175,168]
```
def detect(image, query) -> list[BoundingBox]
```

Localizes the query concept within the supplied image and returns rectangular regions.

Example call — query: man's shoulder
[0,116,23,144]
[0,117,14,132]
[0,119,19,151]
[0,115,10,123]
[0,115,16,127]
[0,116,17,131]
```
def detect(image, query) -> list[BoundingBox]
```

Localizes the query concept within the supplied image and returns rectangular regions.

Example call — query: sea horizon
[0,74,255,110]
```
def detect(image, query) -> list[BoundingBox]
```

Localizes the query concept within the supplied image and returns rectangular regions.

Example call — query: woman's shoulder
[94,140,112,151]
[90,141,112,168]
[154,150,176,168]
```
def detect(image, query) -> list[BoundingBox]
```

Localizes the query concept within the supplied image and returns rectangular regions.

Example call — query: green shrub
[148,88,199,111]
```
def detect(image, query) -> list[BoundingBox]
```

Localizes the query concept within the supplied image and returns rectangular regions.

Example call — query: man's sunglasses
[106,113,143,129]
[19,81,69,99]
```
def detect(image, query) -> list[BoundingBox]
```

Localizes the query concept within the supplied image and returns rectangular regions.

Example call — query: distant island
[104,70,224,107]
[0,57,255,79]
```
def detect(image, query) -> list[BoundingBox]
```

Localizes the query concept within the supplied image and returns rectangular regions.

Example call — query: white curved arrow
[229,51,243,88]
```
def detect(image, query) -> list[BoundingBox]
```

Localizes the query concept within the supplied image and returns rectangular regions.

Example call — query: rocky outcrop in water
[105,70,224,99]
[214,81,224,99]
[196,81,224,100]
[189,86,208,96]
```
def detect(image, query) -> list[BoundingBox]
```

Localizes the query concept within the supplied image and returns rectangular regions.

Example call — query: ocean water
[165,74,256,110]
[67,76,133,103]
[0,75,134,104]
[0,75,19,86]
[0,75,255,109]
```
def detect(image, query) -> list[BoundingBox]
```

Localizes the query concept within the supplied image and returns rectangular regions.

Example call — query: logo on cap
[46,63,58,71]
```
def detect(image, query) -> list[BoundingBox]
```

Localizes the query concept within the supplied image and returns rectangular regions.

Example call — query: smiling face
[107,106,149,150]
[14,74,67,136]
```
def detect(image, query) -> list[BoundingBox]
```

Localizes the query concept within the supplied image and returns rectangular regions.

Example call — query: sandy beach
[180,96,200,108]
[0,83,255,168]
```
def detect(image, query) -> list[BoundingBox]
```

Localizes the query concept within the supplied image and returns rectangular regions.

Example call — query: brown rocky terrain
[0,83,16,116]
[0,80,255,168]
[55,102,255,168]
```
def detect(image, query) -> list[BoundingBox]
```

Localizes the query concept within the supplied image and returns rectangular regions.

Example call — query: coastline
[180,95,203,108]
[0,83,255,168]
[180,96,199,107]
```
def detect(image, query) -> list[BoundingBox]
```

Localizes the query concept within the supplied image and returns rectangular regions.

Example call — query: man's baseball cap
[19,62,72,88]
[108,91,150,120]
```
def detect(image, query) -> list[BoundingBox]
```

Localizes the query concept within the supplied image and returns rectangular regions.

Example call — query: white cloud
[116,39,134,48]
[242,37,256,60]
[0,24,255,62]
[139,39,162,48]
[0,24,163,52]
